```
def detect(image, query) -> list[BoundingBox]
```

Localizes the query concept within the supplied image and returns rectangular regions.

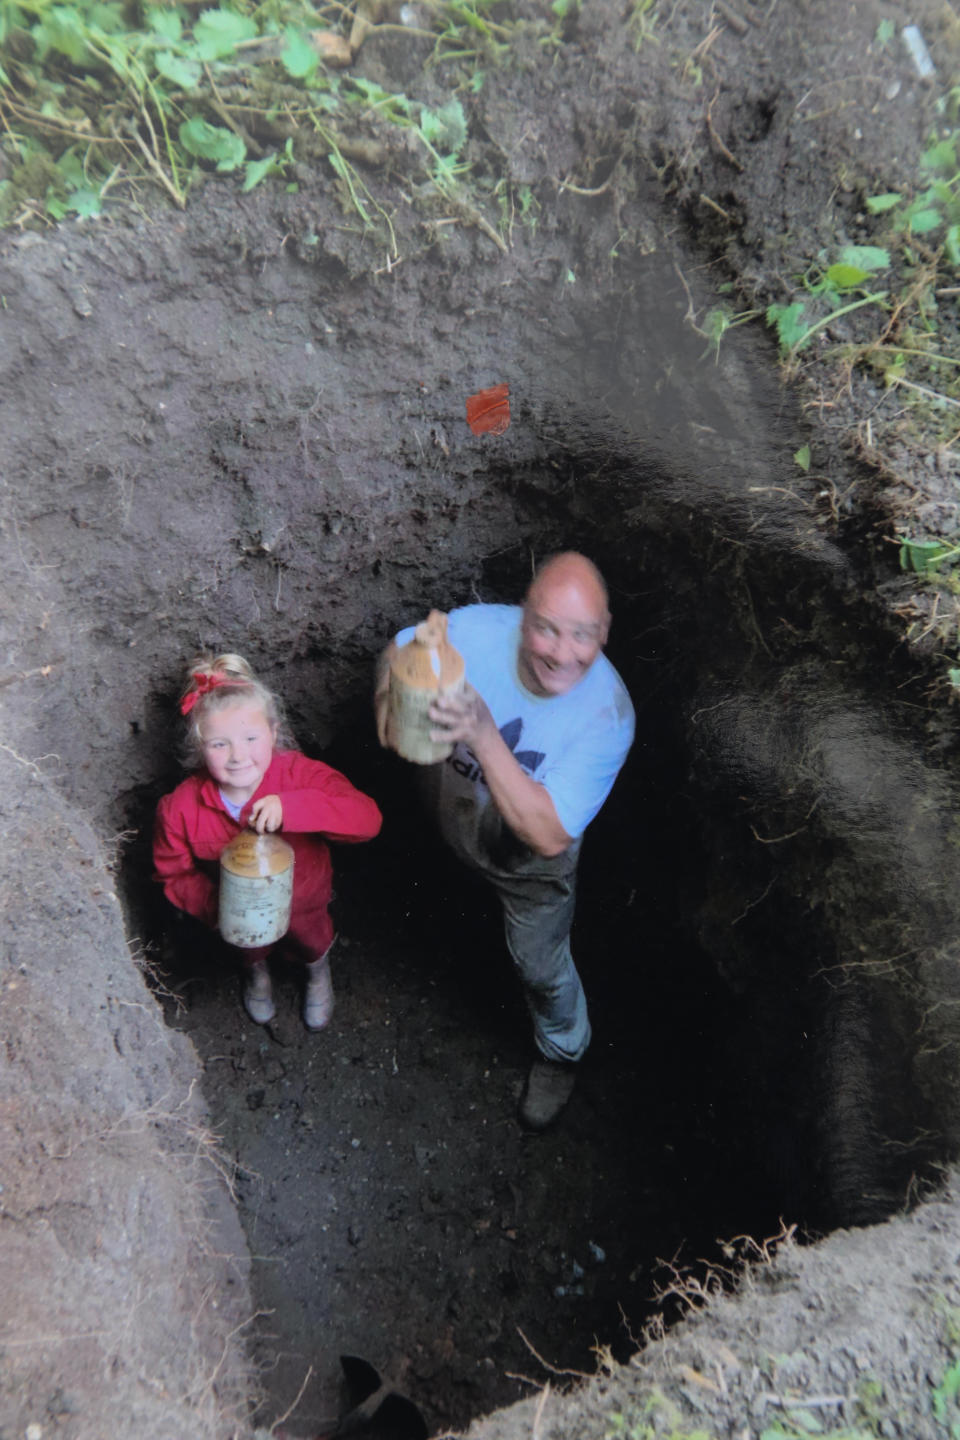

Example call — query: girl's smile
[200,700,277,805]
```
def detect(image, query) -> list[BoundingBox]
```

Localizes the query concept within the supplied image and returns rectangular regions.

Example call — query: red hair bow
[180,672,234,716]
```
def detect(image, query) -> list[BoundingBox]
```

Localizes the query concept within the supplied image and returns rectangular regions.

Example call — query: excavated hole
[120,452,940,1437]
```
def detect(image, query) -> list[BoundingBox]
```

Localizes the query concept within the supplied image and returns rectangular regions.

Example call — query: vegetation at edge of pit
[0,0,554,245]
[695,18,960,694]
[602,1359,960,1439]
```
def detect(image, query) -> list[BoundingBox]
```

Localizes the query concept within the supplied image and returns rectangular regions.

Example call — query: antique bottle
[218,831,295,947]
[387,609,465,764]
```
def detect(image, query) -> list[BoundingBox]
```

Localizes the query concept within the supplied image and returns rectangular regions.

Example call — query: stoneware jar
[387,609,466,764]
[219,831,295,947]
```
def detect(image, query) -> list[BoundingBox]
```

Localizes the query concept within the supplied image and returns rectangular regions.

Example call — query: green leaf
[794,444,811,471]
[468,68,485,93]
[947,668,960,689]
[838,244,889,273]
[946,225,960,267]
[702,305,731,342]
[280,27,318,78]
[909,207,943,235]
[865,192,901,214]
[67,185,102,217]
[824,263,872,292]
[899,538,958,574]
[242,148,287,191]
[147,7,183,40]
[32,7,91,64]
[192,7,257,60]
[154,50,202,86]
[419,97,467,156]
[349,76,411,121]
[178,116,246,170]
[88,1,125,33]
[55,147,86,188]
[875,17,894,45]
[921,138,957,174]
[766,300,807,352]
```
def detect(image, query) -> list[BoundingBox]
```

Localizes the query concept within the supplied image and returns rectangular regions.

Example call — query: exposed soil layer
[4,1,960,1438]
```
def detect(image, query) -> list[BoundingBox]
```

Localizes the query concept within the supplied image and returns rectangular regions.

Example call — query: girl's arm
[153,797,218,926]
[272,753,383,843]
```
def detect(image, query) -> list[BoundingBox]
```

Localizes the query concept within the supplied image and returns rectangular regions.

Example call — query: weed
[766,245,891,359]
[0,0,511,235]
[493,177,539,243]
[698,301,763,361]
[626,0,658,52]
[605,1387,712,1440]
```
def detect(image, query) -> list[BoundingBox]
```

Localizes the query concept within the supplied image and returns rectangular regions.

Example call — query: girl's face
[200,700,276,804]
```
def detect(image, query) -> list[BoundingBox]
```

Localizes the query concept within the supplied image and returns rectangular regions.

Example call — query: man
[376,552,634,1129]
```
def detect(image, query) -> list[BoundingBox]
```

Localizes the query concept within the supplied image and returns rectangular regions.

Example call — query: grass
[0,0,516,238]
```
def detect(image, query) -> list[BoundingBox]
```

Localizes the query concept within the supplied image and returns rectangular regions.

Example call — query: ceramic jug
[219,831,295,947]
[387,610,466,764]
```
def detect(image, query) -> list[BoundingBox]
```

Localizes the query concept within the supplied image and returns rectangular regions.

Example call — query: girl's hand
[249,795,283,833]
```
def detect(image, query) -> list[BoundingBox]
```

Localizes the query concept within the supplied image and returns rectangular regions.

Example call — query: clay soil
[4,1,960,1438]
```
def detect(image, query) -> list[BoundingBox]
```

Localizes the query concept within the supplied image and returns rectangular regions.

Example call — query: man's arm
[429,687,573,858]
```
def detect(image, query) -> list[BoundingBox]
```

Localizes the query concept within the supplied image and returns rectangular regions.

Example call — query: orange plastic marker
[465,383,510,435]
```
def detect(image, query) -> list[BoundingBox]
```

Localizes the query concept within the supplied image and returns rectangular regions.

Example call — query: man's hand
[249,795,283,833]
[431,685,572,858]
[428,684,496,748]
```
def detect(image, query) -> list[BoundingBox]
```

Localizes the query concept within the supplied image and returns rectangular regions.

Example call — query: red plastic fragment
[466,383,511,436]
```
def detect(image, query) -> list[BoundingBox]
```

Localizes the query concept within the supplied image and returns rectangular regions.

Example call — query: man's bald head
[526,552,610,620]
[519,552,611,698]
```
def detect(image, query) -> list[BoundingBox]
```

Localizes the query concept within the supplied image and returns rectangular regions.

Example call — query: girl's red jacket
[153,749,382,929]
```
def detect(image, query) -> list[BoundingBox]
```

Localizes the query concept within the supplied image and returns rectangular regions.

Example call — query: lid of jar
[220,831,294,876]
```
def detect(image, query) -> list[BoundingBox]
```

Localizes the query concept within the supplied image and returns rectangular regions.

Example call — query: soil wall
[0,744,255,1438]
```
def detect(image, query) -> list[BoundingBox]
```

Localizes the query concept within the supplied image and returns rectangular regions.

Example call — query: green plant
[0,0,510,234]
[605,1388,713,1440]
[698,301,763,361]
[865,135,960,265]
[932,1354,960,1436]
[626,0,658,52]
[766,245,891,358]
[415,95,469,192]
[428,0,512,63]
[494,178,539,242]
[899,536,960,576]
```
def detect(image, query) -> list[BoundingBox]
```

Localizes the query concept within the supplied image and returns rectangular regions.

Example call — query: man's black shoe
[519,1058,577,1130]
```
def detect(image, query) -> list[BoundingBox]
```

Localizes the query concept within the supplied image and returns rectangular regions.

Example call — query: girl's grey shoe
[303,956,335,1031]
[243,962,275,1025]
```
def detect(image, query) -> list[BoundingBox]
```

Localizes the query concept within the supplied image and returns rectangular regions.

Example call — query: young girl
[153,653,382,1029]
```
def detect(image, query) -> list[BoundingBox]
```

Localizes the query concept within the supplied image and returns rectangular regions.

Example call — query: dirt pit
[150,752,800,1434]
[5,0,960,1437]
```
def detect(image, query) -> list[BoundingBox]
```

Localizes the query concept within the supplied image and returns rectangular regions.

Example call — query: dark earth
[5,1,960,1437]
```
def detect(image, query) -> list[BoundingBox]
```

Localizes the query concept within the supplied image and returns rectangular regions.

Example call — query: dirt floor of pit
[147,753,798,1436]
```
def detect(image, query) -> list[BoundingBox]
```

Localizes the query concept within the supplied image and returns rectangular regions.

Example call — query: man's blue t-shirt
[396,604,634,839]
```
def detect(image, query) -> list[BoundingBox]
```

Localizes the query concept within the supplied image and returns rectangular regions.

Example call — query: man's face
[518,584,609,697]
